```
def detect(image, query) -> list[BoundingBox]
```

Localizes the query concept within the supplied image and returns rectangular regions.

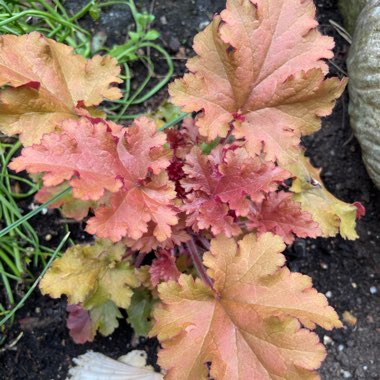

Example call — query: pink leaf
[183,192,241,237]
[181,146,289,236]
[66,304,94,344]
[247,192,321,244]
[86,173,178,242]
[124,217,190,254]
[10,118,124,201]
[149,250,180,287]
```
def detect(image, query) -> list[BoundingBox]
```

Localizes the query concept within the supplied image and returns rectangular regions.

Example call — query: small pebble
[325,291,332,298]
[369,286,377,294]
[341,370,352,378]
[198,20,210,30]
[160,16,167,25]
[351,282,357,288]
[45,233,52,241]
[323,335,333,345]
[169,37,180,51]
[338,344,345,351]
[320,262,328,270]
[363,365,368,371]
[293,240,306,257]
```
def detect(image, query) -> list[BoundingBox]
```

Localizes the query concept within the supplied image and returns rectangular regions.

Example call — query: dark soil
[1,0,379,379]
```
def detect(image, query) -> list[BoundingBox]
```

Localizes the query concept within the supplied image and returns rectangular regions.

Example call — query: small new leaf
[151,233,341,380]
[66,304,95,344]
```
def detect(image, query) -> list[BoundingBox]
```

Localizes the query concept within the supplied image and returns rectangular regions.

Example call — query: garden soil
[0,0,379,379]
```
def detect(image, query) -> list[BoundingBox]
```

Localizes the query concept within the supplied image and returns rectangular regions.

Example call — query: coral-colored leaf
[247,192,321,244]
[116,116,172,180]
[0,32,121,145]
[124,217,190,254]
[10,118,124,201]
[181,146,288,236]
[183,146,288,213]
[149,250,180,287]
[40,239,139,309]
[66,304,95,344]
[86,173,178,242]
[170,0,346,162]
[82,116,177,242]
[11,115,177,242]
[151,233,342,380]
[182,192,241,237]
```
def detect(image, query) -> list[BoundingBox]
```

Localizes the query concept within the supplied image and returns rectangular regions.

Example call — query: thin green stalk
[130,42,174,105]
[0,10,89,35]
[1,200,22,273]
[0,187,71,239]
[0,232,70,327]
[159,113,190,131]
[0,249,21,277]
[0,261,14,306]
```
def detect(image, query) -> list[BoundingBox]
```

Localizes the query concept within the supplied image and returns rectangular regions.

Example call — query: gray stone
[347,0,380,189]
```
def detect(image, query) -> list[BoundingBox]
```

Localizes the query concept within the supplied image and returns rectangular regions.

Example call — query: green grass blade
[0,232,70,327]
[0,187,71,239]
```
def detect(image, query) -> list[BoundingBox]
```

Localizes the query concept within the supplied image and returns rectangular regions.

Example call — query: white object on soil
[66,350,164,380]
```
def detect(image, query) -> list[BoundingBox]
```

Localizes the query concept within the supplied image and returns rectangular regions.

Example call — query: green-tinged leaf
[129,31,141,43]
[90,300,122,336]
[288,154,359,239]
[89,4,101,21]
[136,13,155,29]
[40,239,140,309]
[150,101,183,130]
[145,30,160,41]
[200,139,220,155]
[127,288,154,336]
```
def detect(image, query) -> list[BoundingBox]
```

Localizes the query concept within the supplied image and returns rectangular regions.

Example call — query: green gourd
[347,0,380,189]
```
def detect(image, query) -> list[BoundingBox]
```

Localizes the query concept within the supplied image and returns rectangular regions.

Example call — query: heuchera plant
[0,0,363,378]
